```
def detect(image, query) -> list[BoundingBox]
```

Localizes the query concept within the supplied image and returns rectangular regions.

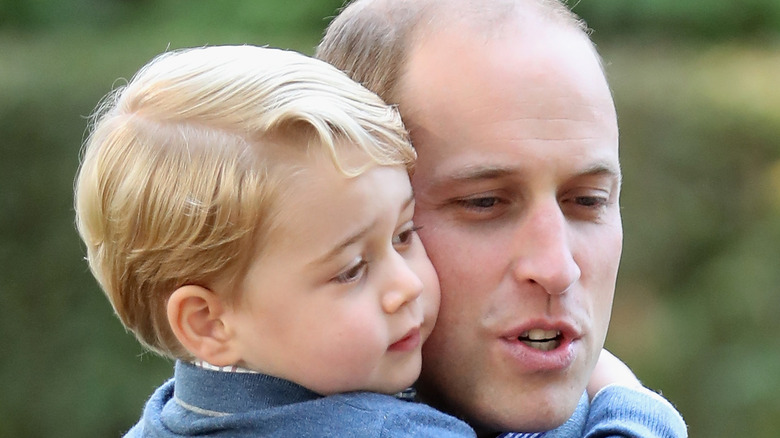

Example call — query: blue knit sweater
[125,361,686,437]
[124,361,475,437]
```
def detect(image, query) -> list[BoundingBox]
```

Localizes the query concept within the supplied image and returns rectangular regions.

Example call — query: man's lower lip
[389,329,421,352]
[499,337,576,372]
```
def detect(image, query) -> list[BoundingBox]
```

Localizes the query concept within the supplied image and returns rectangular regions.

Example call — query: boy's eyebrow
[311,194,415,267]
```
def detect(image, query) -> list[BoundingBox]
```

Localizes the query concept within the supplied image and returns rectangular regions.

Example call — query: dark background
[1,1,778,436]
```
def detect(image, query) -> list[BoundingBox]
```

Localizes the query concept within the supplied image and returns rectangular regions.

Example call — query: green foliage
[574,0,780,40]
[1,1,779,437]
[0,0,136,30]
[603,39,780,437]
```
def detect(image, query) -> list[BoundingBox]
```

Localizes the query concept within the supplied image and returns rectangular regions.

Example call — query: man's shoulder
[327,390,445,417]
[326,392,476,437]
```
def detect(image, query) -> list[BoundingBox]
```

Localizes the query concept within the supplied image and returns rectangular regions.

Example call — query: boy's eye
[333,258,367,284]
[392,225,421,247]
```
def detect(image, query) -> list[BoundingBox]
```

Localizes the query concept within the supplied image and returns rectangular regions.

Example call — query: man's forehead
[400,23,609,113]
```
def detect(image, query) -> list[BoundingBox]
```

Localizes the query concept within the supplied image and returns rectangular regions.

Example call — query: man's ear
[167,285,241,366]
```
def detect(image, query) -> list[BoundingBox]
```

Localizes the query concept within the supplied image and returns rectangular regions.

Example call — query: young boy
[76,45,684,438]
[75,44,474,437]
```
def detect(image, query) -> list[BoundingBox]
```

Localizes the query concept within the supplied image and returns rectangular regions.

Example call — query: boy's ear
[167,285,241,367]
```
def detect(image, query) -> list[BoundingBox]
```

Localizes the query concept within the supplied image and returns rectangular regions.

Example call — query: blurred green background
[1,0,778,436]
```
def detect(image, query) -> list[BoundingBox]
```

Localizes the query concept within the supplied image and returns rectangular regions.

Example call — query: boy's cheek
[420,283,441,343]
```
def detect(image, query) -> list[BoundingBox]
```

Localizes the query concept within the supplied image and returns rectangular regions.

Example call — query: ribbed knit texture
[124,361,475,437]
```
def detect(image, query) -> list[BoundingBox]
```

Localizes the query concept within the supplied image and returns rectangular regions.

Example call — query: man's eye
[563,193,613,222]
[333,258,367,283]
[457,197,500,209]
[575,196,608,208]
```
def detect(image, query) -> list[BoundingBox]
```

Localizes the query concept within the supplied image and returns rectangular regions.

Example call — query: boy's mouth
[518,329,563,352]
[388,327,421,352]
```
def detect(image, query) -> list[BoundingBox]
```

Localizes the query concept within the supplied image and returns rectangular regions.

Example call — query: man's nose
[511,200,581,295]
[381,251,424,314]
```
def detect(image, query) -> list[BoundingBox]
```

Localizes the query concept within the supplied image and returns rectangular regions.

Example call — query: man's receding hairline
[387,0,596,96]
[398,0,589,42]
[341,0,591,66]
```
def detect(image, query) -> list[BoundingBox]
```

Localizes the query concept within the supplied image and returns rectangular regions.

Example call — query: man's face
[400,24,622,433]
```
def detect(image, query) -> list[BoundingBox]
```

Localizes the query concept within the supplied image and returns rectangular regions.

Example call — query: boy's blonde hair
[75,45,415,359]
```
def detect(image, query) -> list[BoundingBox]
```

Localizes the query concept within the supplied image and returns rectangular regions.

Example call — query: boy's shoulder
[125,363,475,437]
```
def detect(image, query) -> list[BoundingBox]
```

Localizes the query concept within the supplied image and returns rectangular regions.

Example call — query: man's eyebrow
[310,193,415,267]
[429,161,622,189]
[444,165,517,182]
[448,162,621,180]
[580,162,623,185]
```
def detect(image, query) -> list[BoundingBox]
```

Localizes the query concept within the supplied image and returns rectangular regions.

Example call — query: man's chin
[468,387,584,436]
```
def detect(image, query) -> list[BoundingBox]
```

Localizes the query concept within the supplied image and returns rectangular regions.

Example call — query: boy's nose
[381,252,424,314]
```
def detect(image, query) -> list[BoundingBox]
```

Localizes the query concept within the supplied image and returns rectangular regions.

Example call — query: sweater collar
[173,360,321,414]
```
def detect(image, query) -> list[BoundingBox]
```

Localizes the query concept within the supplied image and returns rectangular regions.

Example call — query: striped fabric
[193,360,258,374]
[497,433,544,438]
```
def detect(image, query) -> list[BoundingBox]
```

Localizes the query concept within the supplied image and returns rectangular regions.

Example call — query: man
[317,0,685,436]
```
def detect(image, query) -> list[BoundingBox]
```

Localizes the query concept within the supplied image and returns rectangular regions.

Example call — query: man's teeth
[518,329,562,351]
[522,329,560,341]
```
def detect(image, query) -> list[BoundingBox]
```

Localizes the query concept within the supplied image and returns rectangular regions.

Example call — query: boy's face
[222,149,440,396]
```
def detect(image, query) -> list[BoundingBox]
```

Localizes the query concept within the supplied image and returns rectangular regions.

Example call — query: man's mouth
[518,329,563,352]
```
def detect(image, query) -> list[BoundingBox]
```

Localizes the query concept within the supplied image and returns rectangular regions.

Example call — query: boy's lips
[389,327,421,352]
